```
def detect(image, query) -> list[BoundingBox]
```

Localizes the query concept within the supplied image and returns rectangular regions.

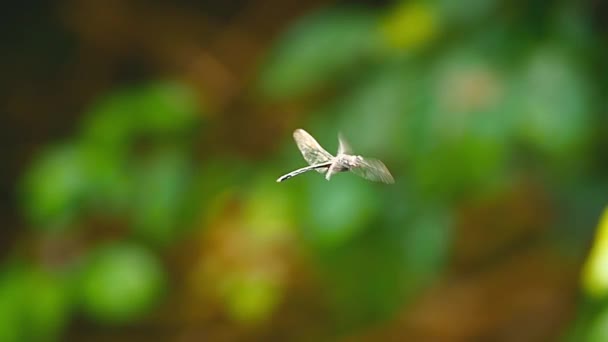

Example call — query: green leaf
[0,266,71,342]
[22,269,72,341]
[335,61,413,155]
[79,145,131,214]
[81,82,200,144]
[303,175,381,248]
[515,46,590,160]
[317,222,409,330]
[407,53,511,196]
[133,82,200,136]
[436,0,499,25]
[588,304,608,342]
[78,243,166,324]
[80,91,137,149]
[21,144,88,229]
[379,1,439,52]
[410,134,507,197]
[131,150,191,244]
[258,8,378,98]
[222,274,281,324]
[243,173,294,238]
[401,206,451,284]
[21,142,133,228]
[0,269,25,342]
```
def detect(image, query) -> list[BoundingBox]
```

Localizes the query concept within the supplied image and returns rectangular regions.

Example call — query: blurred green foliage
[21,82,199,238]
[257,0,606,337]
[14,82,198,332]
[3,0,608,340]
[259,8,379,98]
[0,265,71,342]
[78,243,166,323]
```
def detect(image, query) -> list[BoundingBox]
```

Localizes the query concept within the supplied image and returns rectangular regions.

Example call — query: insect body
[276,129,394,184]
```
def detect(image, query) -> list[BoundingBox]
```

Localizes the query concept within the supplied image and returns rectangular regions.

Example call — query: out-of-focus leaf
[401,205,451,284]
[588,304,608,342]
[582,208,608,298]
[408,53,510,196]
[80,145,131,213]
[387,197,451,298]
[185,158,253,230]
[78,243,166,324]
[201,173,290,324]
[134,82,200,136]
[21,143,133,228]
[81,82,200,143]
[318,222,408,329]
[314,195,450,330]
[22,269,71,341]
[21,144,88,229]
[222,274,281,324]
[244,174,294,238]
[515,46,590,160]
[258,8,378,98]
[0,266,71,342]
[435,0,499,25]
[0,268,25,342]
[426,52,511,143]
[23,82,201,230]
[335,61,412,156]
[303,175,381,248]
[379,2,439,52]
[131,150,191,244]
[410,135,507,197]
[80,92,136,149]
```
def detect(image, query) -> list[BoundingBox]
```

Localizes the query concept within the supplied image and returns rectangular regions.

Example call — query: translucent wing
[293,129,334,172]
[338,132,352,155]
[350,158,394,184]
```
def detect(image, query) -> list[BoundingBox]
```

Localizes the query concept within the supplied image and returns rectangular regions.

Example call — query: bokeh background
[1,0,608,341]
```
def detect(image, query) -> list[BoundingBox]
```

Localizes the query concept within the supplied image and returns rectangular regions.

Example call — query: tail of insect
[276,163,331,182]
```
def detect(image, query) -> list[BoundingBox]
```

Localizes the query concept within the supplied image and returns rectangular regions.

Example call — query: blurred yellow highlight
[582,208,608,298]
[380,2,438,51]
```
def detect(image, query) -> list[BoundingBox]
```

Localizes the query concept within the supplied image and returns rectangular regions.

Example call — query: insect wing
[293,129,334,171]
[337,132,352,155]
[350,158,394,184]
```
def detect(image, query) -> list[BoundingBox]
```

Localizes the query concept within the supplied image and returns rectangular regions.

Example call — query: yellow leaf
[379,2,439,51]
[582,207,608,298]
